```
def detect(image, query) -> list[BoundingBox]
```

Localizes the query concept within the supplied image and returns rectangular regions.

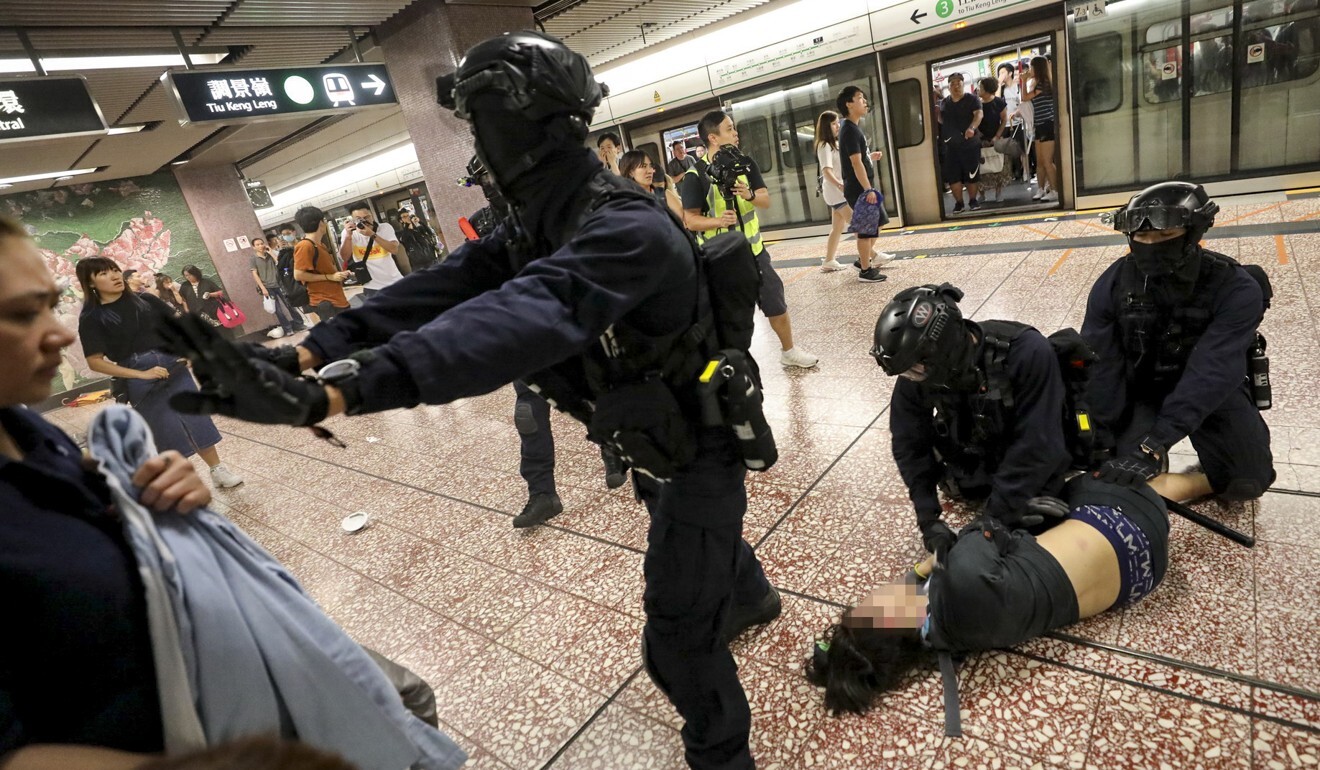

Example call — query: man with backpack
[155,31,782,770]
[249,236,306,339]
[873,283,1078,556]
[1082,182,1274,502]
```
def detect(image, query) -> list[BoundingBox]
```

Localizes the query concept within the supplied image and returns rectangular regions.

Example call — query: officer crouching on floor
[1082,181,1275,501]
[156,31,781,770]
[873,284,1075,556]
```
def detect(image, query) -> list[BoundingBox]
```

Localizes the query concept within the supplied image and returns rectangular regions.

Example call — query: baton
[1160,495,1255,548]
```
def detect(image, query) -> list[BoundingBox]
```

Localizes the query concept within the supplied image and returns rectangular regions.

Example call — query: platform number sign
[935,0,954,19]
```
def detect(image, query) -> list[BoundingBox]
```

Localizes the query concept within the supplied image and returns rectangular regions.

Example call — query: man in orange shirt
[292,206,351,321]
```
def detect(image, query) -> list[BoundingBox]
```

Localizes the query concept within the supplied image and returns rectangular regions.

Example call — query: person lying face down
[806,475,1169,714]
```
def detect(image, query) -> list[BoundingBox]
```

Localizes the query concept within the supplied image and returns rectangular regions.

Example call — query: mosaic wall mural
[0,172,224,393]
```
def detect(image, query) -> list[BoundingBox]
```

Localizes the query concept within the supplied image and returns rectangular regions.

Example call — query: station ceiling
[0,0,767,197]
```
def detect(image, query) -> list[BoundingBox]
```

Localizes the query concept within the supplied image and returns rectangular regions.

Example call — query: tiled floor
[47,195,1320,769]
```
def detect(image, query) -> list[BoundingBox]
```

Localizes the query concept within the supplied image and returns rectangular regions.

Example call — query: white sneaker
[210,464,244,488]
[876,251,897,261]
[1032,189,1046,201]
[1041,190,1059,202]
[821,259,845,272]
[267,327,286,339]
[780,347,819,369]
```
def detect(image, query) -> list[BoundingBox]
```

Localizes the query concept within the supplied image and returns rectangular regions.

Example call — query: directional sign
[871,0,1056,51]
[0,77,106,145]
[163,63,397,125]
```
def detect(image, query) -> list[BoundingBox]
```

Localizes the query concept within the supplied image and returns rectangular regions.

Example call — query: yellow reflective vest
[685,166,764,255]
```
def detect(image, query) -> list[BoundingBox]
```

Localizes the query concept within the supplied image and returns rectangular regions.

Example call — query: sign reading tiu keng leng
[0,77,107,145]
[163,63,397,125]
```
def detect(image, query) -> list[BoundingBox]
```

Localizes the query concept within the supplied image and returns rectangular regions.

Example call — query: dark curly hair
[805,621,931,714]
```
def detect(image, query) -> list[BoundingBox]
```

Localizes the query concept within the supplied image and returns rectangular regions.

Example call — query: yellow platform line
[1275,235,1289,265]
[1021,223,1062,240]
[1048,248,1075,277]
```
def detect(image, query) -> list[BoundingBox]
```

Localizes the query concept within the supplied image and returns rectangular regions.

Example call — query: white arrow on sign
[360,74,386,96]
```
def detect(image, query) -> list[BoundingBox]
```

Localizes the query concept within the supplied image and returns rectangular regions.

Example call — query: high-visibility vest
[685,166,764,255]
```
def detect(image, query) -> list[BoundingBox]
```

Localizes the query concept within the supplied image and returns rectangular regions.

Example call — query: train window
[888,79,925,149]
[1142,47,1184,103]
[1074,33,1123,115]
[1191,36,1233,95]
[636,141,662,169]
[737,117,774,174]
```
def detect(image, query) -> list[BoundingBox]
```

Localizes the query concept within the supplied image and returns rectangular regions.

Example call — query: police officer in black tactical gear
[874,283,1073,556]
[1083,181,1274,501]
[156,32,780,770]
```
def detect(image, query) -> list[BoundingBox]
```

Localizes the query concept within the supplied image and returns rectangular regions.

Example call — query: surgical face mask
[282,234,295,243]
[1128,235,1187,277]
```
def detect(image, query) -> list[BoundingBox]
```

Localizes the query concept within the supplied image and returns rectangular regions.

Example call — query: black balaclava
[925,320,979,392]
[1129,232,1203,286]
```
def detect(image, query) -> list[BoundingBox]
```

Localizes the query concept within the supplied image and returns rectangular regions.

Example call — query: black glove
[919,520,957,561]
[1018,495,1071,528]
[1095,436,1165,488]
[158,313,329,426]
[236,342,303,376]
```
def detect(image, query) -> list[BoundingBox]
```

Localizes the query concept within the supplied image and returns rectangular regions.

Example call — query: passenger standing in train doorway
[836,86,895,283]
[997,62,1031,185]
[939,73,984,214]
[1021,56,1060,203]
[680,110,819,368]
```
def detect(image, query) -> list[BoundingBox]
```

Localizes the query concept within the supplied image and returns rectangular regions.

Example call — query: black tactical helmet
[1111,181,1219,242]
[437,31,606,194]
[871,284,966,378]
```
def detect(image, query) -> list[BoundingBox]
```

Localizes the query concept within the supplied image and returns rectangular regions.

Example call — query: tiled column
[377,0,534,249]
[173,163,277,334]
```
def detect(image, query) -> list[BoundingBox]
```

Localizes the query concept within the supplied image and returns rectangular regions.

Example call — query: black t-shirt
[940,92,984,142]
[677,156,767,212]
[0,406,163,755]
[979,96,1006,141]
[838,118,874,204]
[666,155,695,178]
[78,293,172,363]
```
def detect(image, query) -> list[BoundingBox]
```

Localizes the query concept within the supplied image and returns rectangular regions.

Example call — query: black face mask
[923,323,978,391]
[1128,235,1189,278]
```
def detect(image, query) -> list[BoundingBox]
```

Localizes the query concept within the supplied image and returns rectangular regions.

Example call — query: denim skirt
[122,350,222,457]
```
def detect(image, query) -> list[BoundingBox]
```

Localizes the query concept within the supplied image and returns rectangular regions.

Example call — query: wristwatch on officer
[315,352,371,416]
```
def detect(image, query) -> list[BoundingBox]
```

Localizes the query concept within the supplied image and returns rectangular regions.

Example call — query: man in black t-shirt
[665,140,696,185]
[939,73,984,214]
[837,85,894,283]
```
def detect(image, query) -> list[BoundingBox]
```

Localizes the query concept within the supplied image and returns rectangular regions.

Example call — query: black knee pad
[1219,478,1265,502]
[514,402,537,435]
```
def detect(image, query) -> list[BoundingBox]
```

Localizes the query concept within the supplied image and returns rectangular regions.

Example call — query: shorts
[829,201,849,211]
[1034,120,1056,142]
[755,246,787,317]
[1063,475,1169,609]
[941,138,982,185]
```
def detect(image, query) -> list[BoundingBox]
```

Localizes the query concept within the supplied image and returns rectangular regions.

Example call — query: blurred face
[351,208,374,225]
[709,116,739,149]
[847,91,869,119]
[1131,227,1187,244]
[998,67,1014,86]
[673,144,686,159]
[93,267,125,295]
[280,228,296,243]
[253,238,268,254]
[628,157,655,188]
[949,76,965,98]
[0,235,77,406]
[125,272,145,292]
[845,583,929,631]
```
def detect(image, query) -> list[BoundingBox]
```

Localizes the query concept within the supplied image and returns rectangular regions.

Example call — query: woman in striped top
[1021,56,1059,203]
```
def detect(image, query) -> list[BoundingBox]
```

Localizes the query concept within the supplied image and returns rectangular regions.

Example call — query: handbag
[262,295,276,314]
[979,147,1005,174]
[349,234,375,285]
[849,189,887,236]
[215,299,247,329]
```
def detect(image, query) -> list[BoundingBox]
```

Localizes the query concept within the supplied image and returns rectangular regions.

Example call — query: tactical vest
[928,320,1028,474]
[685,166,764,255]
[1111,250,1246,387]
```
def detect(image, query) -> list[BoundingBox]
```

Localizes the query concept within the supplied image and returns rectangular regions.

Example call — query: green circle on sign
[935,0,954,18]
[283,76,315,105]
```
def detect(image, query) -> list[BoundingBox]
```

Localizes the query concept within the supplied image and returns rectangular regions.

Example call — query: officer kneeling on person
[155,31,781,770]
[1082,181,1275,501]
[873,284,1078,555]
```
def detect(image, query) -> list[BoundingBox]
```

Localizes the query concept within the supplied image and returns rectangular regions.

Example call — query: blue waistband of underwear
[1067,504,1157,609]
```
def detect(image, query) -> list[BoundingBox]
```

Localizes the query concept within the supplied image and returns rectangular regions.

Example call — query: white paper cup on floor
[341,511,370,533]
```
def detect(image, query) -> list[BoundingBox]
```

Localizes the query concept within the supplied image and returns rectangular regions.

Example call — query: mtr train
[585,0,1319,234]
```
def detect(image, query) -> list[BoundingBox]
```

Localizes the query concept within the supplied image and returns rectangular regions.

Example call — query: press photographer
[679,110,818,369]
[338,203,408,297]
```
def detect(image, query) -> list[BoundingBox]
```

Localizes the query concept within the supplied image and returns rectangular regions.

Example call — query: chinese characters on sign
[165,64,397,125]
[0,77,106,144]
[0,90,24,132]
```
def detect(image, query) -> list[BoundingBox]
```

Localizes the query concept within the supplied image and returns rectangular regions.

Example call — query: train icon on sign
[322,73,355,106]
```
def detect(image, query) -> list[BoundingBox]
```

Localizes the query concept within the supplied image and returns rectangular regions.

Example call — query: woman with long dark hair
[619,149,685,219]
[1021,55,1059,203]
[76,257,242,488]
[814,110,850,271]
[177,265,225,323]
[155,274,187,315]
[807,476,1168,714]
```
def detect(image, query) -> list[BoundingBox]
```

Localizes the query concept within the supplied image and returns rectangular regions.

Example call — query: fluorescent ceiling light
[0,167,99,186]
[0,52,228,75]
[268,143,419,208]
[105,124,147,135]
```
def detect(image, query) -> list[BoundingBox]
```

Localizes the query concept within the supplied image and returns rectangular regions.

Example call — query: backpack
[275,246,309,308]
